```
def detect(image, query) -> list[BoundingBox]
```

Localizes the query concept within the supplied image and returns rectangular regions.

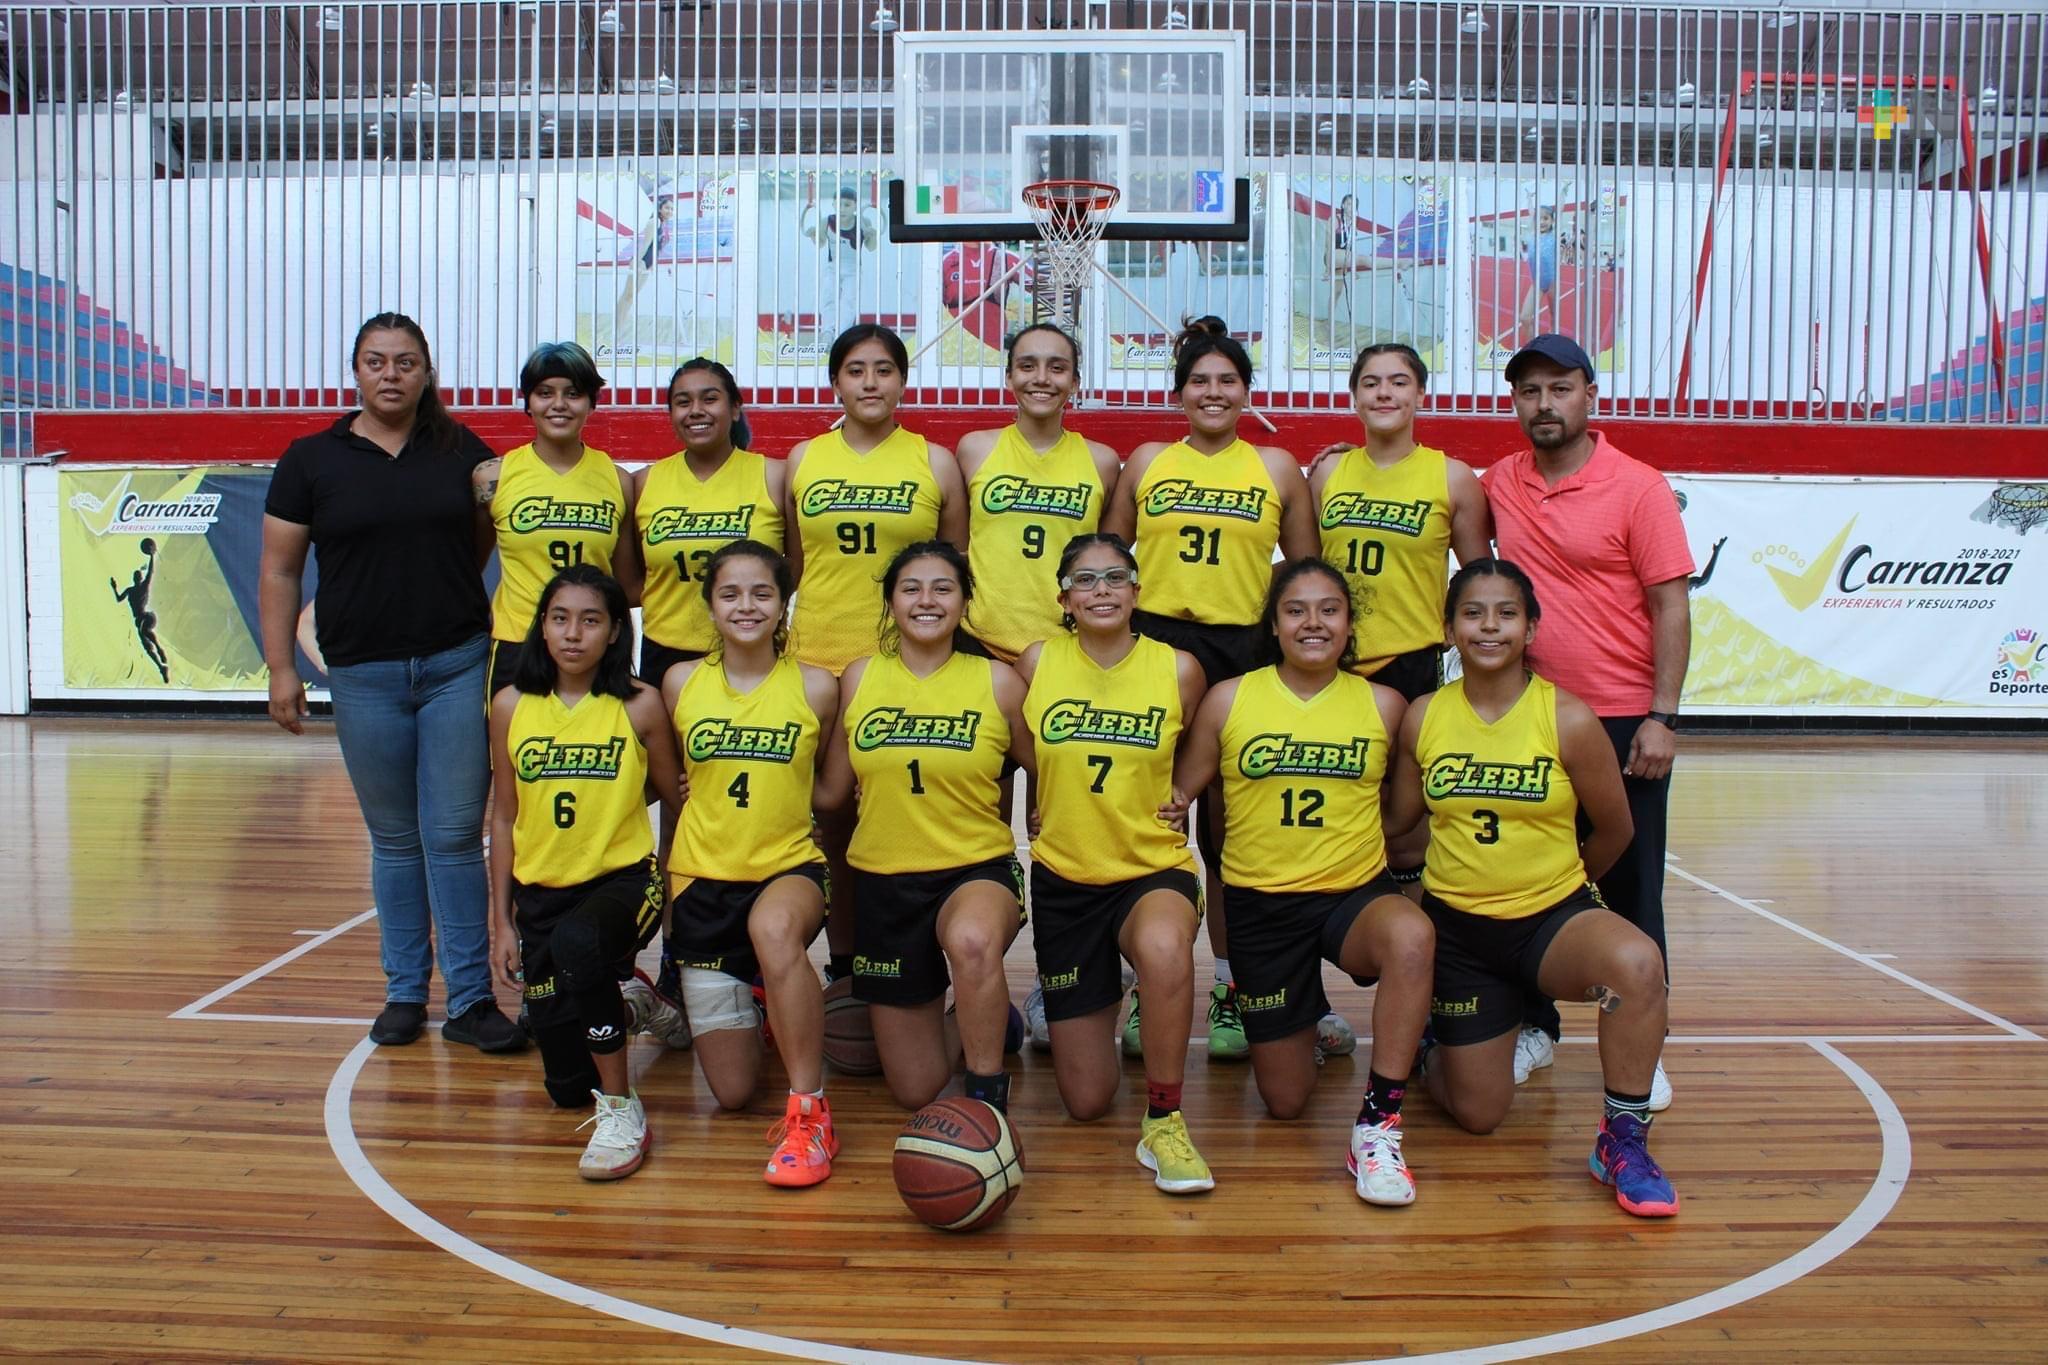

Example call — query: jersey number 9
[1021,525,1046,559]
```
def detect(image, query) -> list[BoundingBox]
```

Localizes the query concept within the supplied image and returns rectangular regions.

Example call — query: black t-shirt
[265,413,494,667]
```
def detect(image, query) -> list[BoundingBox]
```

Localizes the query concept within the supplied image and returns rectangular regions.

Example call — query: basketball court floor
[3,715,2044,1361]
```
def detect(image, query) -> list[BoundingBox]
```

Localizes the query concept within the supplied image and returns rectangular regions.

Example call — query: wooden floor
[3,717,2045,1363]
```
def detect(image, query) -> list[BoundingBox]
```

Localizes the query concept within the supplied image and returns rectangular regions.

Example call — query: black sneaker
[442,1000,528,1053]
[370,1001,427,1046]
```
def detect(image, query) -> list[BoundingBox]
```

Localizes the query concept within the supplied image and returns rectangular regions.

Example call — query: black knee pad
[549,910,608,988]
[535,1021,599,1108]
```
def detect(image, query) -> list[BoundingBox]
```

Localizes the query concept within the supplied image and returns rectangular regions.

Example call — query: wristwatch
[1646,710,1680,731]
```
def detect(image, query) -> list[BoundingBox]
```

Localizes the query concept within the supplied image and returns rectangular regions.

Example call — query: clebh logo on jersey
[1238,733,1372,779]
[1425,753,1554,802]
[1038,699,1166,749]
[800,479,920,518]
[685,717,803,765]
[644,505,755,544]
[1990,628,2048,696]
[1142,479,1269,523]
[853,707,983,751]
[508,495,619,535]
[516,734,628,782]
[1318,492,1432,537]
[980,474,1093,520]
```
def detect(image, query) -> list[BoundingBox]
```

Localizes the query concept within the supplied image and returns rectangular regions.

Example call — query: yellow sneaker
[1135,1110,1215,1194]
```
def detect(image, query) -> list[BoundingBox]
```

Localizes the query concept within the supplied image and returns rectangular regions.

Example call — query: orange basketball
[821,975,881,1076]
[891,1097,1024,1232]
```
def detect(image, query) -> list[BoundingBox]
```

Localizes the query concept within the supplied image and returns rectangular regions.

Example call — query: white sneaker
[1022,984,1052,1052]
[621,969,691,1051]
[1512,1026,1555,1085]
[1348,1115,1416,1207]
[576,1090,649,1180]
[1316,1011,1357,1057]
[1648,1061,1673,1112]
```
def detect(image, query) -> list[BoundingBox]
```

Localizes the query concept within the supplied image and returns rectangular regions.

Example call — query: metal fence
[1,0,2042,426]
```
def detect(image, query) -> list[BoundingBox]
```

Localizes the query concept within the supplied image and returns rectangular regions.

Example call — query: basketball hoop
[1023,179,1120,304]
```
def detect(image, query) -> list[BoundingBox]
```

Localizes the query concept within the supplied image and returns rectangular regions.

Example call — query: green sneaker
[1121,988,1144,1057]
[1206,981,1249,1060]
[1136,1110,1215,1194]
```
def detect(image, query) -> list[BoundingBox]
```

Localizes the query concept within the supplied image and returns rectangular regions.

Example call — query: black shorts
[1131,609,1261,686]
[1364,643,1443,702]
[1225,871,1405,1044]
[513,856,664,1031]
[1030,863,1201,1023]
[851,855,1025,1007]
[639,637,708,689]
[671,863,830,984]
[1422,883,1605,1046]
[488,638,525,699]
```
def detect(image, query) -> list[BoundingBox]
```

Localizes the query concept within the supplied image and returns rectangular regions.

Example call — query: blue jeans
[327,634,492,1018]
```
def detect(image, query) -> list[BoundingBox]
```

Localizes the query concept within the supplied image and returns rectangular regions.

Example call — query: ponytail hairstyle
[876,539,978,656]
[511,565,638,700]
[1255,556,1360,671]
[351,312,457,454]
[699,538,793,657]
[668,357,753,451]
[1169,314,1253,394]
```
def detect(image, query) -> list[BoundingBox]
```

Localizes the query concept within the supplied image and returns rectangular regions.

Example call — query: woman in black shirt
[260,312,523,1053]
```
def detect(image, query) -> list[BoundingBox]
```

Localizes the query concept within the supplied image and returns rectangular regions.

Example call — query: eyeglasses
[1060,568,1137,591]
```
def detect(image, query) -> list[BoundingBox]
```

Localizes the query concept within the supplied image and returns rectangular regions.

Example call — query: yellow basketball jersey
[845,652,1013,874]
[507,690,652,887]
[489,444,626,642]
[638,450,785,654]
[789,426,942,674]
[1218,666,1389,893]
[1024,634,1194,883]
[1317,444,1454,672]
[670,655,820,886]
[967,426,1106,658]
[1417,675,1587,920]
[1132,439,1282,626]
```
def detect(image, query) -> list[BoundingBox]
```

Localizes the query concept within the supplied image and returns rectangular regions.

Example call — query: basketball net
[1023,180,1120,335]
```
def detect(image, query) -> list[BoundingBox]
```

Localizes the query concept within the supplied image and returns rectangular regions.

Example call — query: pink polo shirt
[1482,432,1693,717]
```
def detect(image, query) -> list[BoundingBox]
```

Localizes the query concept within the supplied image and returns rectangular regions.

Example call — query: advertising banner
[58,466,324,692]
[1468,183,1629,376]
[1288,174,1450,373]
[1672,476,2048,714]
[571,171,740,372]
[755,168,921,370]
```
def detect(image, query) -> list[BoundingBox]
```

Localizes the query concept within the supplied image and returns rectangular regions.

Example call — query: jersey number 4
[728,772,752,808]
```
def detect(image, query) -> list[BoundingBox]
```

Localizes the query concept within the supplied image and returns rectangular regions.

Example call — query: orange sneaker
[764,1092,838,1188]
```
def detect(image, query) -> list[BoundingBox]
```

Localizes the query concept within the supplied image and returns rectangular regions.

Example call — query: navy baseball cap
[1503,333,1595,384]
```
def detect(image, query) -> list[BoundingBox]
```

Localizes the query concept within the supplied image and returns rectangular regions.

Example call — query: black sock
[1358,1070,1407,1127]
[963,1069,1011,1113]
[826,953,854,983]
[1604,1088,1653,1126]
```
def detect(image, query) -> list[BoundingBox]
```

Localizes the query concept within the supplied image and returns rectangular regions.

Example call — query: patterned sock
[1357,1070,1407,1127]
[1146,1079,1183,1119]
[1604,1088,1653,1126]
[1214,957,1233,987]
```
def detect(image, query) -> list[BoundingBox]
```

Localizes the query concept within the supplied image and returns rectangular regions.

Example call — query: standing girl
[476,342,641,697]
[661,541,842,1187]
[486,567,682,1179]
[261,312,521,1053]
[1104,316,1318,1061]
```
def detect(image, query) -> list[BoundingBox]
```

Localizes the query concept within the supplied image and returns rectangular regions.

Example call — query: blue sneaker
[1590,1113,1680,1217]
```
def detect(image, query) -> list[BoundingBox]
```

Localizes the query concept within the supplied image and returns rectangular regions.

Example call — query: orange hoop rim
[1022,178,1122,231]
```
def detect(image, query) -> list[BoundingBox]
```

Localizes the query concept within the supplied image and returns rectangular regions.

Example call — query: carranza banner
[1671,477,2048,714]
[59,467,325,691]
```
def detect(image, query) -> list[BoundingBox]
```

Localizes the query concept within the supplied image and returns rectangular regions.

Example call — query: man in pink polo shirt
[1483,334,1692,1112]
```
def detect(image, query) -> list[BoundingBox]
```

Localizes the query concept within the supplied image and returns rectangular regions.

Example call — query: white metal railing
[0,1,2041,426]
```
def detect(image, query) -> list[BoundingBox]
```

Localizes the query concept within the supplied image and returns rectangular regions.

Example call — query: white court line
[185,1012,379,1027]
[324,1036,1912,1364]
[169,908,376,1020]
[1668,864,2043,1042]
